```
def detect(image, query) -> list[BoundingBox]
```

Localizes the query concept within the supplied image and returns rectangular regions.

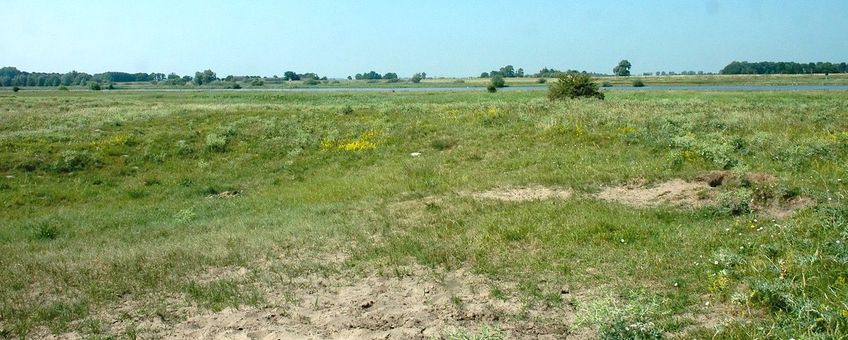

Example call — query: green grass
[1,89,847,338]
[6,72,848,91]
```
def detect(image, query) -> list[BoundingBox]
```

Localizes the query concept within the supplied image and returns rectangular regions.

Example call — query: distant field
[7,73,848,91]
[1,90,847,338]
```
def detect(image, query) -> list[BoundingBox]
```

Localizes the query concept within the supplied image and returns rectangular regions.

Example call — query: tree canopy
[720,61,848,74]
[613,60,631,76]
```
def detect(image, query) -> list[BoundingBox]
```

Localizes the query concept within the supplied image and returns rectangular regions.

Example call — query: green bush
[12,86,20,92]
[58,86,69,91]
[51,150,94,173]
[304,79,320,85]
[90,83,101,91]
[601,81,613,87]
[632,79,645,87]
[536,78,547,84]
[490,75,505,88]
[547,73,604,100]
[486,84,497,93]
[206,133,228,152]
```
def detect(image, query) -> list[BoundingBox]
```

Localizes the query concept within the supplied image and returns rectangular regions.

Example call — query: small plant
[338,105,354,115]
[12,86,20,92]
[431,136,459,150]
[601,81,613,87]
[718,188,753,215]
[536,78,547,84]
[632,79,645,87]
[486,84,497,93]
[547,73,604,100]
[33,224,60,240]
[304,79,320,85]
[57,85,69,91]
[107,83,115,90]
[176,140,193,155]
[52,150,92,172]
[89,83,101,91]
[205,133,228,152]
[600,319,663,339]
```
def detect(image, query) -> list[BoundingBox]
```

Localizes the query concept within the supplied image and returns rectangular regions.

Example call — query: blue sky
[2,0,847,77]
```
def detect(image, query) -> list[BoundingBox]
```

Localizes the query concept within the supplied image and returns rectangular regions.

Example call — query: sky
[2,0,847,78]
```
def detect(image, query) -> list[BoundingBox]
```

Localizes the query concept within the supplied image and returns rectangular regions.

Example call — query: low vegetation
[0,89,846,338]
[547,73,604,100]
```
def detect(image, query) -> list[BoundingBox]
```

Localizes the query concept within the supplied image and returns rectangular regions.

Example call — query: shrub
[251,79,264,86]
[206,133,228,152]
[304,79,320,85]
[490,75,505,88]
[547,73,604,100]
[52,150,93,172]
[632,79,645,87]
[339,105,354,115]
[601,81,613,87]
[486,84,497,93]
[717,188,753,215]
[176,140,193,155]
[58,86,69,91]
[107,83,115,90]
[12,86,20,92]
[90,83,101,91]
[536,78,547,84]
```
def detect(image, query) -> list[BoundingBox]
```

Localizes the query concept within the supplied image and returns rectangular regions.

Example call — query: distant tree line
[533,67,606,78]
[0,67,174,87]
[282,71,326,81]
[352,71,395,80]
[480,65,524,78]
[720,61,848,75]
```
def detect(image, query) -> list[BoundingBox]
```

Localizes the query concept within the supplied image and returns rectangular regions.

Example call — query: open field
[1,89,847,338]
[8,73,848,91]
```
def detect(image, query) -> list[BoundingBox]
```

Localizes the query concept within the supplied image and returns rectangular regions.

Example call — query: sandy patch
[595,179,715,208]
[162,267,567,339]
[469,186,572,202]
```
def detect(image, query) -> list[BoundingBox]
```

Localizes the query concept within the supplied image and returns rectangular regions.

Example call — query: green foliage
[89,82,101,91]
[411,72,427,83]
[632,79,645,87]
[601,81,613,87]
[547,73,604,100]
[614,60,632,76]
[183,279,263,312]
[490,75,505,88]
[194,69,217,85]
[33,224,60,240]
[51,150,94,172]
[205,133,228,152]
[486,84,497,93]
[536,78,547,84]
[12,86,20,92]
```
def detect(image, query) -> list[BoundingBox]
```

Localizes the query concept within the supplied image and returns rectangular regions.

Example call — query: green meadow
[1,89,847,338]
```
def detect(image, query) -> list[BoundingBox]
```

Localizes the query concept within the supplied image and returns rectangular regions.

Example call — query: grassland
[12,73,848,91]
[1,89,847,338]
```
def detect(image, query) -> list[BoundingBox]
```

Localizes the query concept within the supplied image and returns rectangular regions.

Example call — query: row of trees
[534,68,607,78]
[0,67,178,87]
[720,61,848,75]
[480,65,524,78]
[352,71,397,80]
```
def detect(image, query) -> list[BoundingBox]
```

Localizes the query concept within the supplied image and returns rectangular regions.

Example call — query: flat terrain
[1,89,847,338]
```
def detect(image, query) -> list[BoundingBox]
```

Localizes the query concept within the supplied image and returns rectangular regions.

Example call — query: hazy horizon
[3,0,847,78]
